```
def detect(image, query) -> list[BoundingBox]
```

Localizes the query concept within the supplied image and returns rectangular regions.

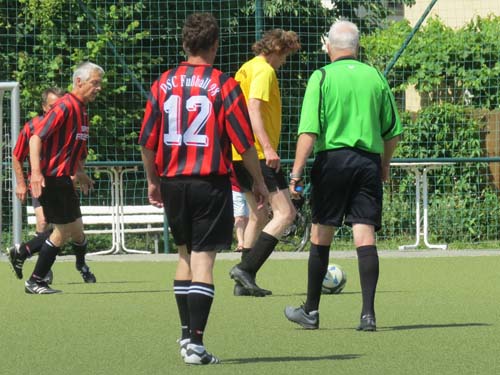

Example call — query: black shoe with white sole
[25,280,61,294]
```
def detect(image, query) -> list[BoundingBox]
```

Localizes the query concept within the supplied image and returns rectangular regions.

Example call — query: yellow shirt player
[232,55,281,161]
[229,29,301,298]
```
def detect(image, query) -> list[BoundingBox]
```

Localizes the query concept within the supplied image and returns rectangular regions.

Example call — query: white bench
[118,205,165,253]
[26,204,166,254]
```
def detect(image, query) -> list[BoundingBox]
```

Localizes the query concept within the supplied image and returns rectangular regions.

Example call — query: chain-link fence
[2,0,500,250]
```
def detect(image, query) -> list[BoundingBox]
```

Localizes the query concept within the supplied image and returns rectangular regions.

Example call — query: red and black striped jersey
[12,115,43,162]
[139,62,255,177]
[33,93,89,177]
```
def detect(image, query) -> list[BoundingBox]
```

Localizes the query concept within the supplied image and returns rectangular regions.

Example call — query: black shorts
[160,175,233,252]
[38,176,82,225]
[232,160,288,193]
[310,148,383,231]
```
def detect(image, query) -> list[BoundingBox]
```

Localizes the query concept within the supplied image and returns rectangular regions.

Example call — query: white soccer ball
[322,264,347,294]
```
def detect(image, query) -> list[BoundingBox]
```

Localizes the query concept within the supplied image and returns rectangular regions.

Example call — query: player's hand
[289,178,304,200]
[381,163,390,182]
[148,183,163,208]
[263,147,281,172]
[76,172,94,195]
[252,181,269,210]
[15,182,28,202]
[30,171,45,199]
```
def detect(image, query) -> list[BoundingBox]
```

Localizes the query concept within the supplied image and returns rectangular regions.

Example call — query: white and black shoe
[183,343,220,365]
[8,245,25,279]
[177,338,190,359]
[25,279,61,294]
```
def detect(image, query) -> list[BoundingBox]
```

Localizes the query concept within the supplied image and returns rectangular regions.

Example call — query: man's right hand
[15,182,28,202]
[264,147,281,172]
[251,181,269,210]
[30,171,45,199]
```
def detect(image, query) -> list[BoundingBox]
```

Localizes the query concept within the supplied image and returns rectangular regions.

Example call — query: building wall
[403,0,500,112]
[405,0,500,29]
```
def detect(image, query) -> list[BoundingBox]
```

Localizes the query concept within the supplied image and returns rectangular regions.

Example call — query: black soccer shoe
[356,314,376,332]
[8,246,26,279]
[233,281,272,297]
[25,280,61,294]
[284,305,319,329]
[233,283,252,296]
[229,265,268,297]
[77,264,96,283]
[42,269,54,285]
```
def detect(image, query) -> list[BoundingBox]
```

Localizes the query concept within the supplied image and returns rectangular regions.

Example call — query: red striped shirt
[139,62,255,177]
[13,115,42,162]
[33,93,89,176]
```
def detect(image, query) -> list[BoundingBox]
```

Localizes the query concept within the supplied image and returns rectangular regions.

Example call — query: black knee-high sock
[30,239,59,281]
[73,238,88,269]
[18,229,53,259]
[240,248,251,263]
[357,245,379,317]
[238,232,278,274]
[305,244,330,313]
[173,280,191,340]
[188,282,214,346]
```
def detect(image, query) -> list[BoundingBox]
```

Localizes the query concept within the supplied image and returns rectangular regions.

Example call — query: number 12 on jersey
[163,95,212,147]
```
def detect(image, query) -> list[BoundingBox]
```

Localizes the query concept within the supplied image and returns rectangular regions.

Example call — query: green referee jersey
[298,58,403,154]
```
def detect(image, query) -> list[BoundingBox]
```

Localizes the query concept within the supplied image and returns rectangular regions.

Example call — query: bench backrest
[26,205,164,226]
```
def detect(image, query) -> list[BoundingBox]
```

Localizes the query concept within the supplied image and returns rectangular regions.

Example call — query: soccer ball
[322,264,347,294]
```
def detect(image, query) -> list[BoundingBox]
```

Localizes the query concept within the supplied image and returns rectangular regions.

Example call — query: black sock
[357,245,379,317]
[18,230,52,258]
[239,232,278,274]
[240,248,251,263]
[188,282,214,346]
[30,240,59,282]
[73,238,88,269]
[304,244,330,313]
[173,280,191,340]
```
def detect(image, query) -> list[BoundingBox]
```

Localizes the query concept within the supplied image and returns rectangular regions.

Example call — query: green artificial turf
[1,255,499,375]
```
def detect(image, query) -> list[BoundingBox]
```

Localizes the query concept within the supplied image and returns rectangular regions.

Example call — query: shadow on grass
[68,289,167,295]
[271,290,405,297]
[64,280,153,285]
[223,353,361,364]
[382,322,491,331]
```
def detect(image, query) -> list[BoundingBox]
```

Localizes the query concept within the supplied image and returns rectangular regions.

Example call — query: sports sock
[30,239,59,282]
[240,248,251,263]
[238,232,278,274]
[356,245,379,317]
[188,282,214,346]
[18,229,52,259]
[73,238,88,269]
[304,244,330,313]
[174,280,191,340]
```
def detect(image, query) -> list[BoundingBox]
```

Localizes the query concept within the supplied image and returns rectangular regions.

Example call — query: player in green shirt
[285,20,403,331]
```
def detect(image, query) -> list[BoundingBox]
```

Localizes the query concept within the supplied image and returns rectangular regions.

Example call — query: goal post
[0,82,21,249]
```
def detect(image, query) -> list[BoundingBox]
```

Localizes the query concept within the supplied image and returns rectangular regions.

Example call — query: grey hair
[328,20,359,52]
[72,61,104,85]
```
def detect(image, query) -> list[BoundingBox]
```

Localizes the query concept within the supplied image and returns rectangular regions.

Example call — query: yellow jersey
[232,56,282,161]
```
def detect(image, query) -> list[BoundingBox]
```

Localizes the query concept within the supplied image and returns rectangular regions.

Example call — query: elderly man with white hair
[284,20,403,331]
[21,61,104,294]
